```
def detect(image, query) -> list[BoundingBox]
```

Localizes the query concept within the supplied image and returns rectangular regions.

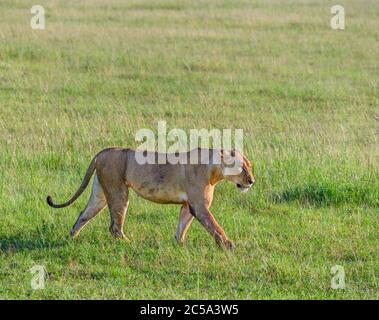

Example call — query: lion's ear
[220,149,234,165]
[220,149,227,160]
[220,149,230,157]
[221,149,236,158]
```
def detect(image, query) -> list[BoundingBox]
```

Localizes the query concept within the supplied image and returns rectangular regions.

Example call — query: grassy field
[0,0,378,299]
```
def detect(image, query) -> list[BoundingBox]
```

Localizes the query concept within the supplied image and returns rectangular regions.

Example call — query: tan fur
[47,148,255,249]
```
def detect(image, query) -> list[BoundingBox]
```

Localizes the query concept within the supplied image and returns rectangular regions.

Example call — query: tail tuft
[47,195,55,207]
[46,195,68,208]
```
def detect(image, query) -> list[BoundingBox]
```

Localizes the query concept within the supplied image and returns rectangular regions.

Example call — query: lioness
[47,148,255,249]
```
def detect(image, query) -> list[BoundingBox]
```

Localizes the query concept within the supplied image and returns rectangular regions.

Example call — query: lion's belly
[131,184,188,204]
[126,162,188,204]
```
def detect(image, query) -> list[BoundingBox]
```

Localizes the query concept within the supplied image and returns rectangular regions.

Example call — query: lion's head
[220,149,255,192]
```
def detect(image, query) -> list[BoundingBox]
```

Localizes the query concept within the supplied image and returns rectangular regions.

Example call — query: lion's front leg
[193,205,234,250]
[175,203,194,244]
[188,185,234,250]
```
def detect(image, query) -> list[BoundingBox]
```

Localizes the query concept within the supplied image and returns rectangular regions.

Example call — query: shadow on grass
[0,235,66,253]
[271,183,377,207]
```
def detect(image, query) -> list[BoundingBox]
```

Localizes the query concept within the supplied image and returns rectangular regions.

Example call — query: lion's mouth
[236,183,251,192]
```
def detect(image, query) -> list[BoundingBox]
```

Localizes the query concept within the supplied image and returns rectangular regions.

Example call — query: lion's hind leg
[175,203,194,244]
[105,185,129,241]
[70,174,107,238]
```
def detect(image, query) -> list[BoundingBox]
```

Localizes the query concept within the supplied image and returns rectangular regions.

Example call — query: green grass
[0,0,378,299]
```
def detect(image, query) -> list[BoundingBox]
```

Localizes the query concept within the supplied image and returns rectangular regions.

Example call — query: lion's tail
[46,155,97,209]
